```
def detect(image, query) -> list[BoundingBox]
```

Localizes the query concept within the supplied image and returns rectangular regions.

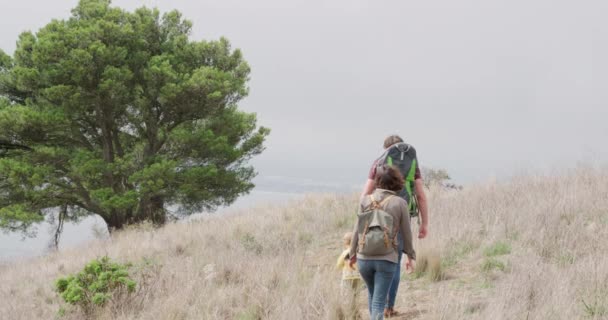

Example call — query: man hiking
[361,134,429,318]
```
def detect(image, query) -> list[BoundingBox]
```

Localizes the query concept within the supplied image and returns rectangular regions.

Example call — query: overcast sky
[1,0,607,188]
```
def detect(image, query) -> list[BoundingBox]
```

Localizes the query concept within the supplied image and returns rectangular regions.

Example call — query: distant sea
[0,176,359,262]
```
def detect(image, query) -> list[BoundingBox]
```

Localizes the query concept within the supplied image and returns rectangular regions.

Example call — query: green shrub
[240,232,263,254]
[582,299,607,317]
[484,241,511,257]
[479,279,495,289]
[481,257,506,272]
[557,253,576,267]
[442,239,478,268]
[236,306,263,320]
[54,257,136,314]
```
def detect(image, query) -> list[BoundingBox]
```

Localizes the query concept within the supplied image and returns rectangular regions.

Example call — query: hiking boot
[384,307,399,318]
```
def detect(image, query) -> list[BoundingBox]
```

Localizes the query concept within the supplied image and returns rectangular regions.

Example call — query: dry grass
[1,166,607,320]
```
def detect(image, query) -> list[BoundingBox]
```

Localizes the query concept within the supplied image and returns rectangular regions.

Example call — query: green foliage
[0,0,269,232]
[240,232,263,255]
[421,167,462,190]
[57,306,66,318]
[442,239,477,268]
[481,257,506,272]
[236,306,263,320]
[582,299,607,318]
[556,252,576,267]
[581,280,608,318]
[483,241,512,257]
[54,257,136,314]
[421,167,450,187]
[0,204,44,232]
[479,279,495,289]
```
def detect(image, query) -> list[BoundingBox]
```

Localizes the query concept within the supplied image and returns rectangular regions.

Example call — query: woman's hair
[383,135,403,149]
[375,165,404,192]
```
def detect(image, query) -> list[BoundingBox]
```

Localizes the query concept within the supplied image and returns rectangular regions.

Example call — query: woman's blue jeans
[387,232,404,308]
[357,259,398,320]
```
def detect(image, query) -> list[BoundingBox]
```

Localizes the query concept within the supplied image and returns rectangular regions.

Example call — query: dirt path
[317,236,492,320]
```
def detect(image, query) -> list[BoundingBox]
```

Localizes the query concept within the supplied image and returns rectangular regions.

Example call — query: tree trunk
[104,210,125,232]
[134,195,166,226]
[47,205,67,251]
[150,195,166,225]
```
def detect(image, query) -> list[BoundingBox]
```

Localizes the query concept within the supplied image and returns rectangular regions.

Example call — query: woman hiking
[362,134,429,317]
[349,165,416,320]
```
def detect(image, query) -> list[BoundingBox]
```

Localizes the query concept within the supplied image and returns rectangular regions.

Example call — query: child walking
[337,232,363,317]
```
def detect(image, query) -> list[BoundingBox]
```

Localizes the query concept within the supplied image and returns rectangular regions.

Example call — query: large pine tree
[0,0,269,232]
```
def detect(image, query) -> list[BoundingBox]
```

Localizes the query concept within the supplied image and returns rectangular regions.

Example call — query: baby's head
[342,232,353,247]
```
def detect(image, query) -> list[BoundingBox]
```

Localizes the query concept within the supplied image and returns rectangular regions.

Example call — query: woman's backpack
[356,195,398,256]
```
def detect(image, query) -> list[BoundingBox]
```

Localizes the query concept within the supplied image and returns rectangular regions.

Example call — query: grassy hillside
[1,167,607,320]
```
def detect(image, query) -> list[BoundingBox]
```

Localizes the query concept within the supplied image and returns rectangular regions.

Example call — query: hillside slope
[1,167,607,320]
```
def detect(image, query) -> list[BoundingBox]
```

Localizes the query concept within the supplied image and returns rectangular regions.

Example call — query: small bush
[556,253,576,267]
[54,256,136,315]
[465,302,485,314]
[481,258,506,272]
[479,279,494,289]
[297,232,313,246]
[412,251,446,282]
[240,232,263,254]
[582,299,607,318]
[484,241,511,257]
[442,239,477,268]
[236,306,263,320]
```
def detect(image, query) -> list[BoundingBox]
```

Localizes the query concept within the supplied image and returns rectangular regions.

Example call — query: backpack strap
[369,194,395,210]
[369,194,380,209]
[379,195,395,207]
[377,195,399,248]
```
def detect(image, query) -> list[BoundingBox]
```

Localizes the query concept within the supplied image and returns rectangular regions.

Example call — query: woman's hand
[349,255,357,269]
[405,257,416,274]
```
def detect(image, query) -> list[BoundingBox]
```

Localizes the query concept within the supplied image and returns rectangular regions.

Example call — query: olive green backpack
[356,195,398,256]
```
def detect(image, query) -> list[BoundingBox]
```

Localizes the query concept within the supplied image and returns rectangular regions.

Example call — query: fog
[2,0,607,187]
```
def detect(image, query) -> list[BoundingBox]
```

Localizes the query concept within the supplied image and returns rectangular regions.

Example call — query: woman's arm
[349,220,359,259]
[349,203,364,267]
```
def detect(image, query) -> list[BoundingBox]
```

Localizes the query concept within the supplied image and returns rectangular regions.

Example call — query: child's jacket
[336,249,362,281]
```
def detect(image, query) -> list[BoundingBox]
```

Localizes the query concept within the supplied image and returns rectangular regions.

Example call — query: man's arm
[361,161,377,198]
[361,179,375,198]
[415,178,429,239]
